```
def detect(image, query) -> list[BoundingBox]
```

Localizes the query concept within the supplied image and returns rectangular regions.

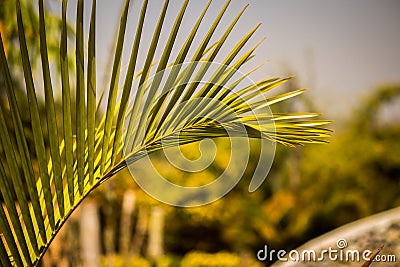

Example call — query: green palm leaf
[0,0,331,265]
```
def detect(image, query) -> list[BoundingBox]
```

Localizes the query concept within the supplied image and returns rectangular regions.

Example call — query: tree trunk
[80,200,101,267]
[119,190,136,260]
[147,206,164,260]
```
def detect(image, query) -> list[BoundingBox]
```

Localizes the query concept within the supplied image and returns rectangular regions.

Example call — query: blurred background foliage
[1,0,399,266]
[38,82,400,267]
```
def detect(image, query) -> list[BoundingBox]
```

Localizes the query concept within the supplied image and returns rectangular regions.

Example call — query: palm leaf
[0,0,331,265]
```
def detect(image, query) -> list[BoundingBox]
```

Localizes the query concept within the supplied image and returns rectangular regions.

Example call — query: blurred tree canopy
[95,84,400,266]
[1,1,399,265]
[0,0,74,75]
[0,0,75,202]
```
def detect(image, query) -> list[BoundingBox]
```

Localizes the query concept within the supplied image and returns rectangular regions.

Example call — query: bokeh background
[1,0,399,266]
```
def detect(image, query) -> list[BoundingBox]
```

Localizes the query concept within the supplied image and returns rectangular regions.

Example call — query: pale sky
[62,0,400,119]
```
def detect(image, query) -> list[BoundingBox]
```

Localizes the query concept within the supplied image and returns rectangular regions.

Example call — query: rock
[270,207,400,267]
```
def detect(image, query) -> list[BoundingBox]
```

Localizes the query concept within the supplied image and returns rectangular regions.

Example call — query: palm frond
[0,0,331,265]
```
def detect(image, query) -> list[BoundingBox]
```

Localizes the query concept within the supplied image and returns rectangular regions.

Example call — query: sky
[65,0,400,119]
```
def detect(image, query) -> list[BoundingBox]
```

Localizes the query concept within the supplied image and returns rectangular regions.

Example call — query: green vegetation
[0,0,331,266]
[87,84,398,266]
